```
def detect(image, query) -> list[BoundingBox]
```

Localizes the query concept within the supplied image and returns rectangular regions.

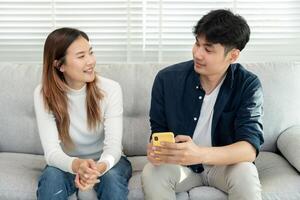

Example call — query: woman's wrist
[72,158,82,173]
[96,162,108,174]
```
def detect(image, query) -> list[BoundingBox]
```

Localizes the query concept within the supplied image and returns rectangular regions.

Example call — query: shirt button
[198,96,202,100]
[196,86,199,89]
[193,117,197,121]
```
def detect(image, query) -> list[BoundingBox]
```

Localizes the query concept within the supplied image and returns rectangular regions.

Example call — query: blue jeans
[37,156,132,200]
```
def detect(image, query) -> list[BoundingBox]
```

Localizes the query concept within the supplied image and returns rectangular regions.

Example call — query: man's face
[192,35,239,77]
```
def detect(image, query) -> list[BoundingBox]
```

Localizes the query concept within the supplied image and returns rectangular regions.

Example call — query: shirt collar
[191,60,236,90]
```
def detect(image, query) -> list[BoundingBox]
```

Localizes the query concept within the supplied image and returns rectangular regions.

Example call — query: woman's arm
[97,80,123,174]
[34,85,77,174]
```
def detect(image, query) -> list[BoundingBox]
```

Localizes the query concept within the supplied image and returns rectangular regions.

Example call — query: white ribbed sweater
[34,76,123,174]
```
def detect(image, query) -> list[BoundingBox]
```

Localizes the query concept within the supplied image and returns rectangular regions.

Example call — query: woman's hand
[72,159,101,190]
[75,173,95,191]
[96,162,107,175]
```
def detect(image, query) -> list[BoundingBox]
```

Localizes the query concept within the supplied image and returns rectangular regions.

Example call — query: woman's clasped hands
[73,159,107,191]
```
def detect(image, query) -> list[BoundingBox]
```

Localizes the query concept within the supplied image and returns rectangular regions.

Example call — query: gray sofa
[1,62,300,200]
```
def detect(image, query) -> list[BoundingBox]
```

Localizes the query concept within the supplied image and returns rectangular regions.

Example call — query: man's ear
[53,60,64,72]
[229,49,240,63]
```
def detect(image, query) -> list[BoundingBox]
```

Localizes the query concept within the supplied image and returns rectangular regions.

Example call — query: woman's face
[60,36,96,90]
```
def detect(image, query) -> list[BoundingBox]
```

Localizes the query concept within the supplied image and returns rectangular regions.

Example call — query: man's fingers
[175,135,191,143]
[160,142,186,150]
[156,154,183,165]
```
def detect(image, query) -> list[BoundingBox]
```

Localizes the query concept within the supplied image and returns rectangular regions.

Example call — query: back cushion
[244,62,300,152]
[98,64,164,156]
[1,62,299,155]
[0,63,43,154]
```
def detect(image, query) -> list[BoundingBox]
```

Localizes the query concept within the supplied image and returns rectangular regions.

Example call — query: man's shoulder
[231,63,262,91]
[232,63,259,81]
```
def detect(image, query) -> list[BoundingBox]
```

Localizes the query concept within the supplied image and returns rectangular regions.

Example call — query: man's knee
[227,162,260,183]
[226,162,261,199]
[142,163,179,200]
[142,163,177,185]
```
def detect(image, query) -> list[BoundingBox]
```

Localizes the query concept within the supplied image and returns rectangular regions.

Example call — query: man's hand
[147,142,163,166]
[154,135,203,165]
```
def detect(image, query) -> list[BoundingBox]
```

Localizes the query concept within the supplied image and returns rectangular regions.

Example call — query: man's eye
[195,42,200,46]
[78,55,84,58]
[205,48,212,53]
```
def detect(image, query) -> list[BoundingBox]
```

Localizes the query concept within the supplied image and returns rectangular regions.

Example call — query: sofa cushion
[244,62,300,152]
[98,64,161,156]
[0,152,45,200]
[256,151,300,200]
[277,126,300,173]
[0,63,43,155]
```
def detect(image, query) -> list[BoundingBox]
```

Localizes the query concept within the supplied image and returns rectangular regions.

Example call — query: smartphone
[152,132,175,147]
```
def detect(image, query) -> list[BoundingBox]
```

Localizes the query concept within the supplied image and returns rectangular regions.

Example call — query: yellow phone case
[152,132,175,146]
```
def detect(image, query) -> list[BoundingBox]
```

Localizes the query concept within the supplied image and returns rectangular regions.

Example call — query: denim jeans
[37,156,132,200]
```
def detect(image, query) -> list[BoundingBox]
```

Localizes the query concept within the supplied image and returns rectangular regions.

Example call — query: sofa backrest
[0,62,299,155]
[244,62,300,152]
[0,63,43,154]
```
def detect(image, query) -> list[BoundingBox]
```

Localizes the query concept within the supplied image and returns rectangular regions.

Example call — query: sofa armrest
[277,126,300,172]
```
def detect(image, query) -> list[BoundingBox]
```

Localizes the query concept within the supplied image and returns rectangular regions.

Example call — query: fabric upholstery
[256,152,300,200]
[245,62,300,152]
[277,126,300,173]
[1,62,300,199]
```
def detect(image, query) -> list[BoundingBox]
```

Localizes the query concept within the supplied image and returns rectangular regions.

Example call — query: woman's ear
[53,60,64,72]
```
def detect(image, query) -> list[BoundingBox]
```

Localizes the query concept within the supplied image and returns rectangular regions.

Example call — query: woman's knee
[39,166,66,183]
[101,159,132,185]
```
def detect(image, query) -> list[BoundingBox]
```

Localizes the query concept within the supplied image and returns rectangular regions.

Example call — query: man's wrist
[197,146,209,164]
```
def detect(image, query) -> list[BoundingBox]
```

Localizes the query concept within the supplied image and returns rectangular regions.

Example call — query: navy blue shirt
[150,60,264,173]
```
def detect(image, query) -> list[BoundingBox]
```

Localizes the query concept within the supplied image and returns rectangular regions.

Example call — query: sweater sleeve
[33,85,77,174]
[97,81,123,173]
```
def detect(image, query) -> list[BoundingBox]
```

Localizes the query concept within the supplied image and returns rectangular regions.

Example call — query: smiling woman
[34,27,132,200]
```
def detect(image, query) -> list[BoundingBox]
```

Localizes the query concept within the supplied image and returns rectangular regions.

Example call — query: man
[142,9,264,200]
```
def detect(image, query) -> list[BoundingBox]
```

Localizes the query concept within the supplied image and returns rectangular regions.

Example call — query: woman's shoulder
[97,75,121,94]
[33,84,42,99]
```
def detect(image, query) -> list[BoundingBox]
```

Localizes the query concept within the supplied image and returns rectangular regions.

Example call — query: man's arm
[154,135,256,166]
[150,72,169,133]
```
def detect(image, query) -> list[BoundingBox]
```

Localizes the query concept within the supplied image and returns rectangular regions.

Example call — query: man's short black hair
[193,9,250,53]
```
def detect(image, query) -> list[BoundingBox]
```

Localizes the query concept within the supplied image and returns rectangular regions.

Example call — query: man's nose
[194,47,204,60]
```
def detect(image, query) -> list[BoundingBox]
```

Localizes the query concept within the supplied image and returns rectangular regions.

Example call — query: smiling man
[142,9,264,200]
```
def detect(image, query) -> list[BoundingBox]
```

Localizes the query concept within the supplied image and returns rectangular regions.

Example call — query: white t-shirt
[34,76,123,174]
[192,76,226,157]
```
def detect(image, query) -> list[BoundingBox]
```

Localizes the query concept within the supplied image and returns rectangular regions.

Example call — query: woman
[34,27,132,200]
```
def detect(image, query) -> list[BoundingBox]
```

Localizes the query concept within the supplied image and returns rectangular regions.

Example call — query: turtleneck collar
[67,84,87,96]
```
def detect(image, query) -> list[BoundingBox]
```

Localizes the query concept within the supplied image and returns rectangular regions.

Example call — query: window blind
[0,0,299,64]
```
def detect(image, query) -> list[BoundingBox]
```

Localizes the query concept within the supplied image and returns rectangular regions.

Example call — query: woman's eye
[78,55,84,58]
[90,51,94,55]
